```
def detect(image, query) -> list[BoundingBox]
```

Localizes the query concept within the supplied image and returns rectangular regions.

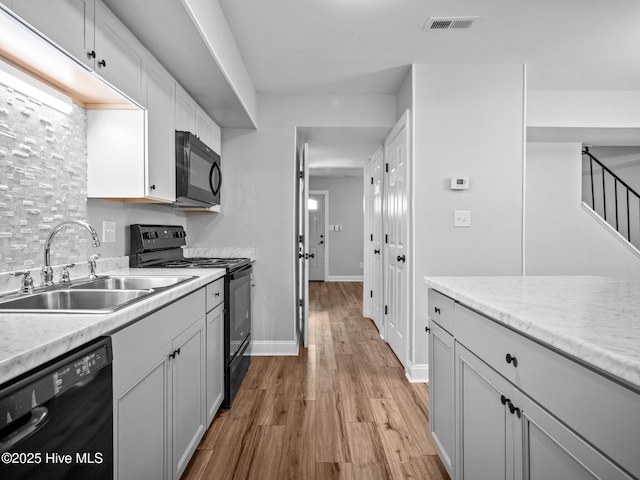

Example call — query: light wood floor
[183,281,450,480]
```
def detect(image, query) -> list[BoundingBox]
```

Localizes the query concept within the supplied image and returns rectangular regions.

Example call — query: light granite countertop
[423,276,640,391]
[0,264,226,386]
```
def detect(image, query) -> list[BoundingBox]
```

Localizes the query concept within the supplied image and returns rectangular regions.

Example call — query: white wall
[87,199,186,259]
[526,142,640,280]
[396,69,412,121]
[309,176,364,278]
[187,94,396,352]
[528,91,640,128]
[413,64,526,369]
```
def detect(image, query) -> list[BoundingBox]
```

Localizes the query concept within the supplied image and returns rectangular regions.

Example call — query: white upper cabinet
[93,0,146,106]
[146,56,176,201]
[12,0,95,70]
[175,82,196,134]
[196,104,222,153]
[195,103,213,148]
[176,83,221,154]
[86,109,146,199]
[11,0,147,106]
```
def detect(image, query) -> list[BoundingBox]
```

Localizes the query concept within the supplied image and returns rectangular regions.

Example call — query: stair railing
[583,147,640,246]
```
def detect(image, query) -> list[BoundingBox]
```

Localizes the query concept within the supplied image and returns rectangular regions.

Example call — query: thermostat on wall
[450,177,469,190]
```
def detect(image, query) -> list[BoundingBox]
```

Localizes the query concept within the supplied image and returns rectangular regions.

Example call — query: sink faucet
[42,220,101,287]
[88,253,101,279]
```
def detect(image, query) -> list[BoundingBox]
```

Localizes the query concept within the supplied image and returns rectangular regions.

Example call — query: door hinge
[370,290,373,298]
[370,234,373,241]
[299,299,303,307]
[384,305,388,315]
[371,177,374,185]
[385,234,388,244]
[298,171,304,179]
[385,163,389,173]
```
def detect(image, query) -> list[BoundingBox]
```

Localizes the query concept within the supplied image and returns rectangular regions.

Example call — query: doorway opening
[295,126,390,350]
[308,191,328,282]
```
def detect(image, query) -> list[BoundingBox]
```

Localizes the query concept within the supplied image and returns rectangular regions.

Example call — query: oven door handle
[230,265,252,281]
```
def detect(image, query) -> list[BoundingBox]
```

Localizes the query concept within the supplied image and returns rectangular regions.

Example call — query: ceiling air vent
[424,16,478,31]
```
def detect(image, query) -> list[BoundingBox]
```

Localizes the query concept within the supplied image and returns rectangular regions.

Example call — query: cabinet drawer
[428,289,455,333]
[455,303,640,478]
[206,278,224,312]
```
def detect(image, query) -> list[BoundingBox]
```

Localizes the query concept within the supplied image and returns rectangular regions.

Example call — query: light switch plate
[454,210,471,227]
[103,221,116,243]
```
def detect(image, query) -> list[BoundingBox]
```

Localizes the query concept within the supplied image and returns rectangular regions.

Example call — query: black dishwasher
[0,337,113,480]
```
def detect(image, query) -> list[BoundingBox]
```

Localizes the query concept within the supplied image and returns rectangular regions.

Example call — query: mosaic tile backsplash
[0,83,88,272]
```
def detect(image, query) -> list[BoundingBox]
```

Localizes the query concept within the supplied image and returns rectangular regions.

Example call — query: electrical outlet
[102,221,116,243]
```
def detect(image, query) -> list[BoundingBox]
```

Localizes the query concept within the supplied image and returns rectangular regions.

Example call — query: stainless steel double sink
[0,275,196,313]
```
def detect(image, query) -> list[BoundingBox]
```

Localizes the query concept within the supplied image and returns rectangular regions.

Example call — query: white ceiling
[219,0,640,171]
[99,1,640,170]
[300,127,388,177]
[218,0,640,95]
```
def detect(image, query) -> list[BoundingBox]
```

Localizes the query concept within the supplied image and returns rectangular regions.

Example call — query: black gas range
[129,224,250,272]
[129,224,252,409]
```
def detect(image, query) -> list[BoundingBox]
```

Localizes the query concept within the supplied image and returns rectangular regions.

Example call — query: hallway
[183,281,449,480]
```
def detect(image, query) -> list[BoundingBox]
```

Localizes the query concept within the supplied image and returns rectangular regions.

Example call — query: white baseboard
[249,340,299,356]
[405,362,429,383]
[327,275,363,282]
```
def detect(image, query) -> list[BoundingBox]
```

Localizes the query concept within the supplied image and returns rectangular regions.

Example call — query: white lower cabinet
[516,388,631,480]
[428,288,639,480]
[115,350,169,480]
[112,288,207,480]
[428,320,455,477]
[171,317,206,479]
[455,343,515,480]
[206,302,224,425]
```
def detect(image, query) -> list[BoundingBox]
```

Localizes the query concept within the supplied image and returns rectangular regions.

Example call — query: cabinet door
[94,0,146,106]
[146,56,176,201]
[86,109,145,198]
[210,119,221,155]
[116,355,170,480]
[456,342,517,480]
[175,83,196,133]
[172,317,206,479]
[206,302,224,425]
[195,104,212,147]
[429,321,454,477]
[13,0,95,69]
[517,391,634,480]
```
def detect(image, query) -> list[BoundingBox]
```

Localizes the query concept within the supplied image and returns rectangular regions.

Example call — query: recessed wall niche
[0,83,88,271]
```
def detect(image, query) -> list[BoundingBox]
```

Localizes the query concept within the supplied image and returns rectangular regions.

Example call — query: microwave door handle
[182,147,190,186]
[209,162,222,196]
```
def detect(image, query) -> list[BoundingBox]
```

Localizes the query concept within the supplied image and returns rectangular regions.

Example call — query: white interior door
[295,141,309,348]
[371,148,384,334]
[308,192,327,281]
[302,144,310,347]
[384,111,410,366]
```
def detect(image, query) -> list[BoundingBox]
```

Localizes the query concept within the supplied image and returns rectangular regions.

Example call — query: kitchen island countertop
[423,275,640,391]
[0,266,226,386]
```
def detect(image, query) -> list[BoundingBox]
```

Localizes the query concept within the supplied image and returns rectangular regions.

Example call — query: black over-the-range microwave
[175,130,221,207]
